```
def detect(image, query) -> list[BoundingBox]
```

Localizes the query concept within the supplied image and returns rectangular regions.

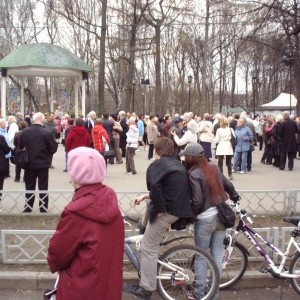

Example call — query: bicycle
[123,215,220,300]
[220,200,300,295]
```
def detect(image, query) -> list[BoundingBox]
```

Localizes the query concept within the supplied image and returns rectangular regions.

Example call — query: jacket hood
[72,125,88,136]
[187,120,198,133]
[66,183,121,224]
[203,120,212,127]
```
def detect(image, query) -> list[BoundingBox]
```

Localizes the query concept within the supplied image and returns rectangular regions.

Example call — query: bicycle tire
[157,244,220,300]
[220,241,248,290]
[289,251,300,295]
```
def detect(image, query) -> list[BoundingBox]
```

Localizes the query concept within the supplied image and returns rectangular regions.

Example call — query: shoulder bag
[15,147,29,169]
[217,201,236,228]
[230,128,236,148]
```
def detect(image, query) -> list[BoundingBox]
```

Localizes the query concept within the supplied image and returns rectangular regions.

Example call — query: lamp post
[188,75,193,111]
[282,54,294,115]
[132,78,136,112]
[141,78,150,115]
[251,70,259,117]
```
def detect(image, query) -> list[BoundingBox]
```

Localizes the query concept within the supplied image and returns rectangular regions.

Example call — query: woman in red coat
[92,118,110,153]
[47,147,124,300]
[65,118,91,153]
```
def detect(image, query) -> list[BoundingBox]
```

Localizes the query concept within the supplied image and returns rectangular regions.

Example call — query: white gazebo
[261,93,297,116]
[0,43,92,118]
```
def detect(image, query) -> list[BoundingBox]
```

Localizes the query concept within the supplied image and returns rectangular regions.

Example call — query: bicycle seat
[283,216,300,226]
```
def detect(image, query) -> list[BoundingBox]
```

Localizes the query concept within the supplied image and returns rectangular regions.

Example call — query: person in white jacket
[7,116,19,166]
[171,119,198,160]
[198,113,213,161]
[214,118,235,180]
[125,117,139,175]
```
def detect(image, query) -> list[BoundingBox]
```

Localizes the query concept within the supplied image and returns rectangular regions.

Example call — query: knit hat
[68,147,106,186]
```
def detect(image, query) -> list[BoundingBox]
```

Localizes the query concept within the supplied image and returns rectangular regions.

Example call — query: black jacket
[278,118,298,153]
[20,124,58,170]
[102,118,114,141]
[119,118,128,138]
[146,156,194,222]
[0,135,11,175]
[189,163,239,215]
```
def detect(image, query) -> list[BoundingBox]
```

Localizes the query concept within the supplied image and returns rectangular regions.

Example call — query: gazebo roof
[0,43,92,77]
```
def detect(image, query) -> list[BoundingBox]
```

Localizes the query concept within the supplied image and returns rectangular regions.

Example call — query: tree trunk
[98,0,107,117]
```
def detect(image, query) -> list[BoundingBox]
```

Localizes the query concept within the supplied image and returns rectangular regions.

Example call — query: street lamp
[251,70,259,117]
[132,78,136,112]
[188,75,193,111]
[282,54,294,114]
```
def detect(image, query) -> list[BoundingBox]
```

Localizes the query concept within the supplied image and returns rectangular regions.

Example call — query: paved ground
[3,143,300,193]
[0,286,299,299]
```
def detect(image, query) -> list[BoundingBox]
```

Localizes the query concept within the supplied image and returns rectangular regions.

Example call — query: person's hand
[171,131,176,136]
[133,195,144,206]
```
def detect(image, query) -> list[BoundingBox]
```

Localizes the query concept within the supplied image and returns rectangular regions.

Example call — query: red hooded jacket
[65,125,91,153]
[47,183,124,300]
[92,124,110,153]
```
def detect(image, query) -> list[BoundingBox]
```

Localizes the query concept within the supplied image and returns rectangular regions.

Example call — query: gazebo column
[50,77,54,113]
[75,76,79,117]
[1,75,6,118]
[81,79,86,118]
[20,76,24,116]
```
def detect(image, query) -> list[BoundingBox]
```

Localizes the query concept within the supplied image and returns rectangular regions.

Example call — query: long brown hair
[185,155,226,205]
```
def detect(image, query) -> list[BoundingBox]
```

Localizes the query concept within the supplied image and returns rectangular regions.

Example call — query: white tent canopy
[261,93,297,110]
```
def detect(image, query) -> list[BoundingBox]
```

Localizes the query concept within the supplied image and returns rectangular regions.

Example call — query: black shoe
[14,179,20,182]
[63,169,67,172]
[279,167,284,170]
[123,284,152,300]
[261,160,266,164]
[137,220,146,234]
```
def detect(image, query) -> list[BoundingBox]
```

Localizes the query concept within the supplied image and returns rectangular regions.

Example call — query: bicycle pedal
[259,265,269,274]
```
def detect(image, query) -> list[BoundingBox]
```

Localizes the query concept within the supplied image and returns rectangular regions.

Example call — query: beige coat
[147,122,158,144]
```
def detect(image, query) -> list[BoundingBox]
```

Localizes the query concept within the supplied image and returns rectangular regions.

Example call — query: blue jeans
[194,214,226,299]
[233,151,248,172]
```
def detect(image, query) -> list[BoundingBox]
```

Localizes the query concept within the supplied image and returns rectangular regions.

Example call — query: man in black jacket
[278,111,298,171]
[124,137,194,300]
[102,112,115,164]
[20,112,58,213]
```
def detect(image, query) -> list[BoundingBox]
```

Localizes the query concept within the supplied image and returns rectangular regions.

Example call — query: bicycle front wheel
[157,244,220,300]
[289,252,300,295]
[220,241,248,289]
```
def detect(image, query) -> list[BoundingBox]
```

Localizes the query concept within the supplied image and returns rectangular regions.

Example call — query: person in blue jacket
[232,118,253,174]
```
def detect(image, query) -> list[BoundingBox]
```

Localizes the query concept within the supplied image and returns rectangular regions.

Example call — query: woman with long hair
[182,143,239,299]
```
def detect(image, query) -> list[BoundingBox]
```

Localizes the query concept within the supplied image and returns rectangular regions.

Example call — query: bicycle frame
[233,211,300,279]
[124,235,192,282]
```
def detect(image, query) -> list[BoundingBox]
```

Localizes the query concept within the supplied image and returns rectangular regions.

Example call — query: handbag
[102,138,116,159]
[44,275,59,300]
[216,201,236,228]
[230,128,236,148]
[250,144,255,151]
[15,147,29,169]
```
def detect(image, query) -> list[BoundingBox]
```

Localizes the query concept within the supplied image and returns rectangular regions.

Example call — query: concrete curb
[0,270,284,290]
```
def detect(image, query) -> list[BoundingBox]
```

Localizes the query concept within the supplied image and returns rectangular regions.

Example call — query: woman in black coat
[0,135,11,200]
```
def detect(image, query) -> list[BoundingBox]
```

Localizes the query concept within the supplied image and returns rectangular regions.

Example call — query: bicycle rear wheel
[289,252,300,295]
[220,241,248,289]
[157,244,219,300]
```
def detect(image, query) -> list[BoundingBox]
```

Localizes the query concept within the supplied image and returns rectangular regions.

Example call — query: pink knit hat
[68,147,106,186]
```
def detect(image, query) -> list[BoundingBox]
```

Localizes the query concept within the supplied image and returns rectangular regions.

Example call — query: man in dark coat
[168,117,184,159]
[84,111,96,147]
[119,111,128,158]
[20,112,58,212]
[124,137,194,299]
[278,111,298,171]
[102,112,115,164]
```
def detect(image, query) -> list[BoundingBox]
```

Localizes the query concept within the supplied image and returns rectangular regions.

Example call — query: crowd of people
[1,107,299,299]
